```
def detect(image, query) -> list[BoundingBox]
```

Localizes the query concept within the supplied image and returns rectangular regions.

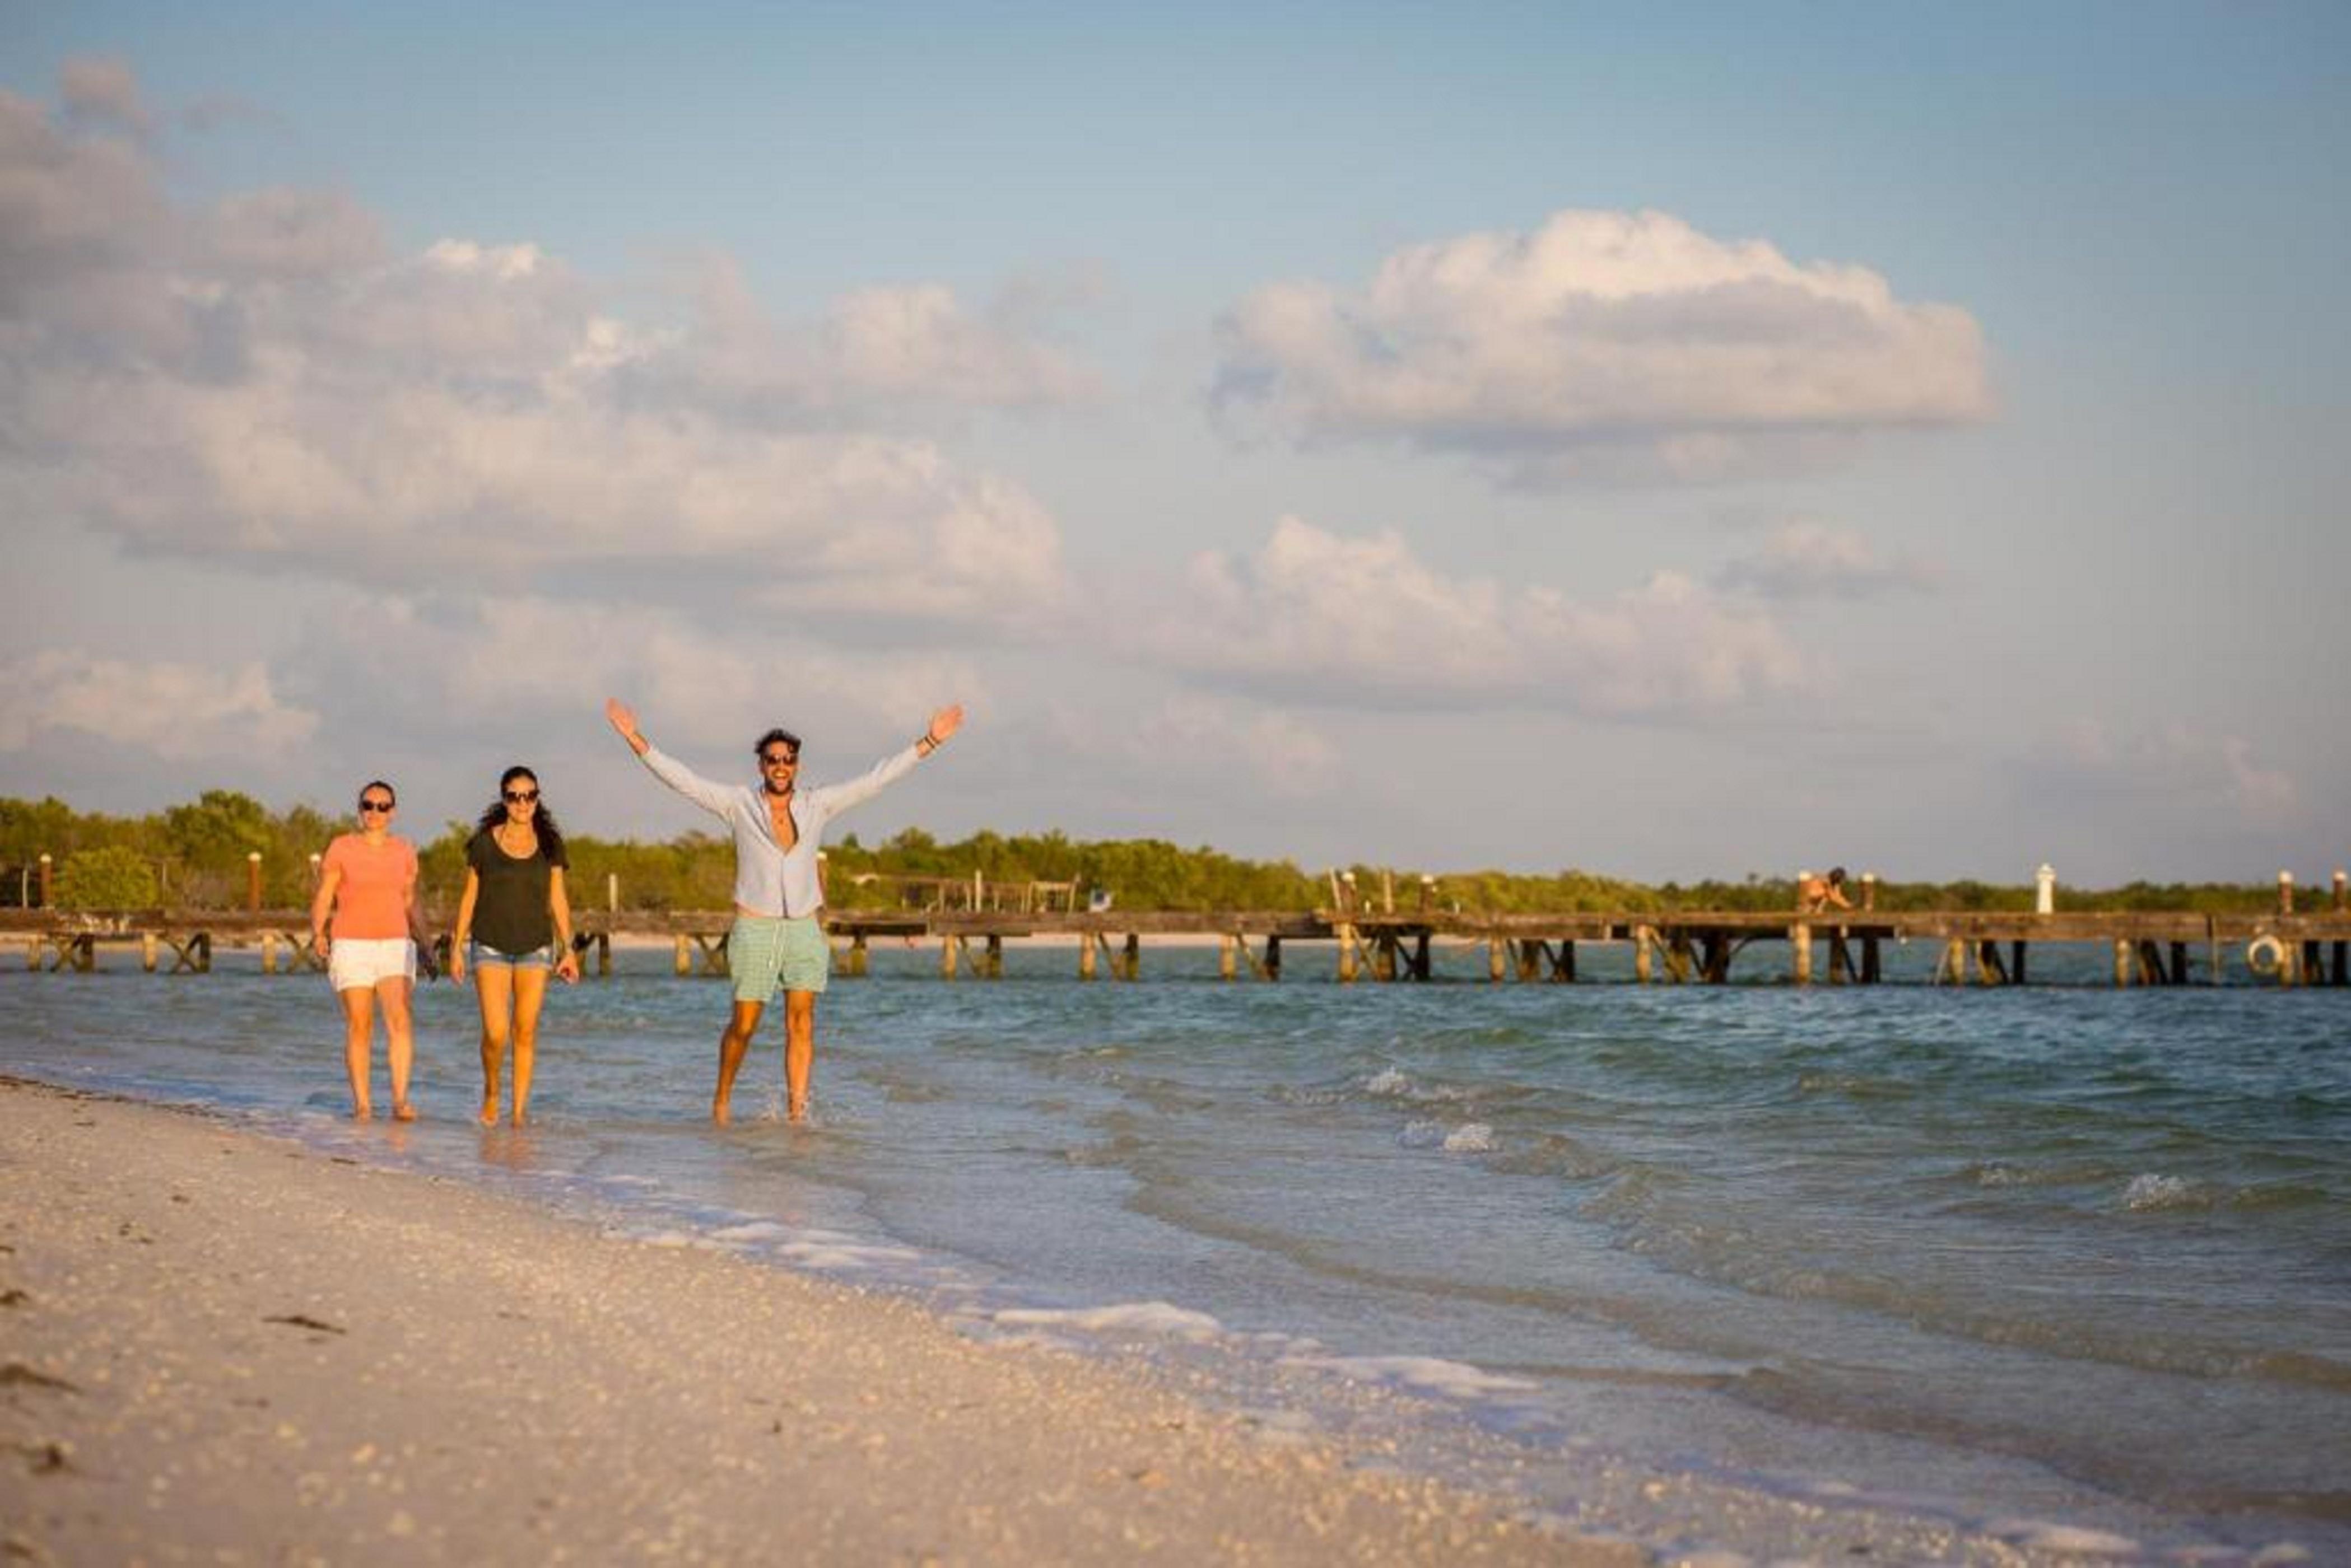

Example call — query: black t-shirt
[467,830,565,954]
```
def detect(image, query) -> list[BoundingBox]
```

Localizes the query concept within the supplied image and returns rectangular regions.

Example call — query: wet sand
[0,1079,1619,1565]
[0,1078,2099,1565]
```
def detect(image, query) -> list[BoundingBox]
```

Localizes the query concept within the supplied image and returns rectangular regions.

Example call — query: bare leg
[339,987,377,1118]
[713,1000,765,1126]
[783,990,817,1122]
[476,963,514,1126]
[378,975,417,1121]
[508,965,551,1126]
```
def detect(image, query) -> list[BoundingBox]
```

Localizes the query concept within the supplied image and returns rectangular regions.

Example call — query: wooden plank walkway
[7,907,2349,987]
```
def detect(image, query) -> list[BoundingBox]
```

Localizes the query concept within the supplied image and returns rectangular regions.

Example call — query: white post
[607,872,618,913]
[2035,864,2056,916]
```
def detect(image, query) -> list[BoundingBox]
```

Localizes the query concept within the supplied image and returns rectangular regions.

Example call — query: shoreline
[0,1077,2152,1564]
[2,1078,1591,1565]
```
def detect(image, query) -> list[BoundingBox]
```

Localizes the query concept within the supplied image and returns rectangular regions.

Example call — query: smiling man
[605,696,965,1126]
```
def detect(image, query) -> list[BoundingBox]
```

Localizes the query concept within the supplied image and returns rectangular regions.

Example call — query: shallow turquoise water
[6,944,2347,1557]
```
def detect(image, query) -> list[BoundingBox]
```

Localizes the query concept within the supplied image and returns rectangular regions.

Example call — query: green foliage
[54,844,160,910]
[163,790,272,872]
[0,792,2333,916]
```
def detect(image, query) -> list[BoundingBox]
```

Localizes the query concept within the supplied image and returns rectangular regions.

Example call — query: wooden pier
[8,907,2349,987]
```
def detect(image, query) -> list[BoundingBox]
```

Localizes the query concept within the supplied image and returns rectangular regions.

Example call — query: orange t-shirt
[323,834,417,940]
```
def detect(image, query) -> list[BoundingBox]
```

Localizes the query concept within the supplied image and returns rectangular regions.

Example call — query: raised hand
[925,704,965,746]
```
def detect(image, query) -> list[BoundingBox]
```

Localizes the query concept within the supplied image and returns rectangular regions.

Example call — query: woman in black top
[449,766,579,1126]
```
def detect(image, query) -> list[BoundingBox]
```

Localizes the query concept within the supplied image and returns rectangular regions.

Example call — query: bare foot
[479,1099,500,1127]
[392,1102,418,1123]
[351,1103,373,1121]
[787,1100,809,1124]
[711,1098,732,1128]
[510,1108,529,1128]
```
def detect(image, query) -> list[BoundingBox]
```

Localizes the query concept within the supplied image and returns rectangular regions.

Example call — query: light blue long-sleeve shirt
[639,742,926,917]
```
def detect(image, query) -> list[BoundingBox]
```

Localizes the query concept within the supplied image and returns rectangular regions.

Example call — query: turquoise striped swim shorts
[726,914,829,1002]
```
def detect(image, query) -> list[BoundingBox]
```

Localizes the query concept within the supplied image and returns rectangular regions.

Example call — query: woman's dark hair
[360,780,397,807]
[472,765,566,862]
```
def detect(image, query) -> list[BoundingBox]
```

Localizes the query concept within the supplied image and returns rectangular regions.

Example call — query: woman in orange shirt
[309,780,430,1120]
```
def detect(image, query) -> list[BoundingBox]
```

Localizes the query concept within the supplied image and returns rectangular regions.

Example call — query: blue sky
[3,2,2346,884]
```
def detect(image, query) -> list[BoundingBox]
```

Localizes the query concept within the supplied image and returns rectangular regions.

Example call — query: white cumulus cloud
[0,652,318,759]
[1715,521,1945,600]
[0,67,1079,637]
[1134,516,1803,716]
[1212,208,1991,485]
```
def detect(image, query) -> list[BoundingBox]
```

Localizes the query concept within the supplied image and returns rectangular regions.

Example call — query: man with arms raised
[606,697,964,1125]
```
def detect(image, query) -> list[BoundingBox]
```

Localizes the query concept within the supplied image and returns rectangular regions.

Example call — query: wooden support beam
[1121,933,1140,982]
[2011,941,2028,986]
[674,934,692,976]
[1220,934,1237,982]
[2169,940,2189,987]
[1665,931,1692,984]
[1976,941,2008,986]
[985,933,1004,979]
[1079,933,1097,981]
[1337,922,1358,984]
[142,932,158,973]
[1264,934,1282,981]
[1410,932,1431,982]
[1862,934,1882,984]
[2113,939,2133,988]
[941,934,961,980]
[1634,926,1654,984]
[1828,934,1852,985]
[1791,923,1812,986]
[1700,932,1730,984]
[1488,936,1506,983]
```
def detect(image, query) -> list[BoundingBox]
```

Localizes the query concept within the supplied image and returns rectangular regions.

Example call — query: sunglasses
[760,752,799,767]
[359,799,394,814]
[504,790,540,804]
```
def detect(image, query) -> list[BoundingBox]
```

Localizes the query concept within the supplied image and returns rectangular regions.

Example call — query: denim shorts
[726,914,829,1002]
[468,939,554,970]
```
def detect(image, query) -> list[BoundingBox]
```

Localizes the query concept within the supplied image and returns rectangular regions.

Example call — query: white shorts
[328,936,416,993]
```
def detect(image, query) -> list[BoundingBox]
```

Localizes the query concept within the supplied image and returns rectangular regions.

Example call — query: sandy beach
[0,1079,1616,1566]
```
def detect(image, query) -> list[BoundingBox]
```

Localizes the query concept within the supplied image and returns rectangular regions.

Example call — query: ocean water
[5,939,2348,1561]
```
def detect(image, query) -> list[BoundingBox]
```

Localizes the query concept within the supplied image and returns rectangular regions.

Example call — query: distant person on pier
[310,781,432,1121]
[1799,866,1854,914]
[449,766,580,1127]
[604,697,965,1126]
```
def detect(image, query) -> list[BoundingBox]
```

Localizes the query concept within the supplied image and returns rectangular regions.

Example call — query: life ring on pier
[2245,935,2288,977]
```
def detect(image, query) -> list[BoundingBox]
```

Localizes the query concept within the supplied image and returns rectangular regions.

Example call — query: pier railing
[7,907,2349,987]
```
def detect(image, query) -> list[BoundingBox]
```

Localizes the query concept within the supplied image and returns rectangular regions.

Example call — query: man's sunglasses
[760,752,799,767]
